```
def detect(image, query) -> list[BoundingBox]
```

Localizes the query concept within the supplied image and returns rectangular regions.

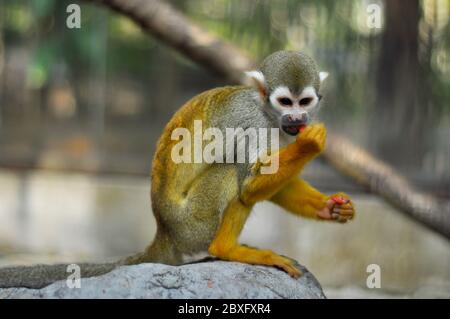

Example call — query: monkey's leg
[271,178,356,222]
[209,125,328,278]
[208,197,301,278]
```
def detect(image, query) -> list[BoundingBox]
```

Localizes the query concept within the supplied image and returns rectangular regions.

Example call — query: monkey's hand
[317,192,355,223]
[295,123,326,155]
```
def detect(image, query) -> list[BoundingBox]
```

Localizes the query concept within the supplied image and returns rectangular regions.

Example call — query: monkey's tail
[0,229,177,289]
[0,262,117,289]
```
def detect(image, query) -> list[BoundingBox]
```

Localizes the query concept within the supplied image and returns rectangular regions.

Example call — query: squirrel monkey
[0,51,354,288]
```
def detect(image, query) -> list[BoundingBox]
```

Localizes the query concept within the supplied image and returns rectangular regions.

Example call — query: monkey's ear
[245,70,268,99]
[319,71,329,83]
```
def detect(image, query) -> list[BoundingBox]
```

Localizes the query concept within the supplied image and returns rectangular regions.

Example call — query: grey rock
[0,260,326,299]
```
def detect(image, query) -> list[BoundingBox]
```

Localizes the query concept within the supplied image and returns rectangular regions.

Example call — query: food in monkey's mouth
[282,124,307,136]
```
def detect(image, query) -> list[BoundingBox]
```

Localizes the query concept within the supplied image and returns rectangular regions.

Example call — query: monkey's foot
[208,244,302,278]
[317,192,355,223]
[263,252,302,278]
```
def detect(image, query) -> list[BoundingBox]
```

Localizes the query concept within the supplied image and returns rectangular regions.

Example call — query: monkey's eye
[278,97,293,106]
[299,97,313,106]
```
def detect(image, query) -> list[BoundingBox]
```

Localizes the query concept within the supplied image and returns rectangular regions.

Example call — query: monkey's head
[246,50,328,136]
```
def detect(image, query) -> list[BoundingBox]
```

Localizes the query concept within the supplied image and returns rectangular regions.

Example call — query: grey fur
[260,51,321,94]
[0,262,117,289]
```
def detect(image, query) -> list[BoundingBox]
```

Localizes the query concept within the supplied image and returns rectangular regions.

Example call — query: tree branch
[84,0,450,239]
[86,0,255,83]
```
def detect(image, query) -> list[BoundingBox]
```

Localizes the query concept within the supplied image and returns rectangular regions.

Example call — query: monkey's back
[149,86,245,255]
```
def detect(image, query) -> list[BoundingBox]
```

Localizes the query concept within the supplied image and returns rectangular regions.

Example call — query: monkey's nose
[282,113,308,126]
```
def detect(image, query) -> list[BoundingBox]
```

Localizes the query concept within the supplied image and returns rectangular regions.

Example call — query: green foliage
[30,0,55,18]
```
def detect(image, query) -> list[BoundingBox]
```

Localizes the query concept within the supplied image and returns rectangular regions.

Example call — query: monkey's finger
[273,257,302,278]
[317,136,326,150]
[332,206,353,213]
[337,216,349,223]
[311,126,324,140]
[313,123,325,137]
[335,203,353,210]
[325,199,336,209]
[331,213,340,220]
[314,123,325,131]
[317,207,333,219]
[301,126,315,138]
[285,264,302,279]
[333,209,354,217]
[317,127,327,141]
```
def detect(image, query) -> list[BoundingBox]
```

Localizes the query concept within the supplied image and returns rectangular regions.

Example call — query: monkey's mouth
[282,124,307,136]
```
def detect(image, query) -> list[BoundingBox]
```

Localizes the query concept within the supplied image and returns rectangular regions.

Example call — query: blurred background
[0,0,449,298]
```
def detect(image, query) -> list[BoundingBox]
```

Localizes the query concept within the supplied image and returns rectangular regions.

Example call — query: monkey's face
[268,85,321,136]
[246,51,328,136]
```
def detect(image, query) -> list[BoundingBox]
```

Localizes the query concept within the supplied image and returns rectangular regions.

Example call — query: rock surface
[0,260,326,299]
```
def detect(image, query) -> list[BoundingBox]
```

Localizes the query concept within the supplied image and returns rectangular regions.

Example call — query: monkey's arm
[271,178,327,219]
[209,124,327,278]
[270,178,355,222]
[240,124,326,205]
